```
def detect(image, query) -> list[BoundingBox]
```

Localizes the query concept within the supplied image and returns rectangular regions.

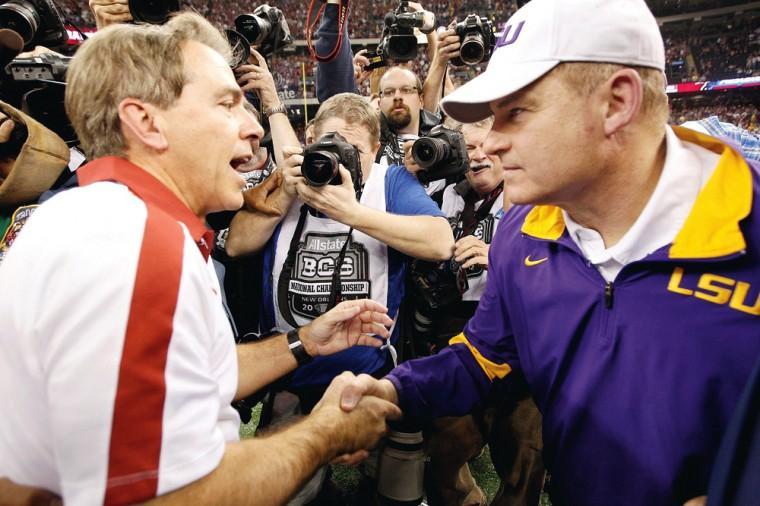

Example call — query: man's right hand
[312,372,401,461]
[89,0,132,30]
[281,146,305,196]
[402,139,425,176]
[433,26,461,67]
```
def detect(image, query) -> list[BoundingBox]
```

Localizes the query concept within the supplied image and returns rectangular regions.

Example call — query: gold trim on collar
[521,205,565,240]
[669,126,751,259]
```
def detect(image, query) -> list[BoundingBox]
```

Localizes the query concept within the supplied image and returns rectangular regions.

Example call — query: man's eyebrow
[216,86,244,102]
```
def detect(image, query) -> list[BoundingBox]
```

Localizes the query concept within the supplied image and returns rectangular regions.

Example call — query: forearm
[235,333,298,400]
[226,191,294,257]
[315,3,357,102]
[346,208,453,260]
[422,59,448,113]
[147,415,337,505]
[268,113,301,169]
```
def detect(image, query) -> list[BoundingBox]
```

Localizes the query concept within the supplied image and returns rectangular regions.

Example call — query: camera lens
[0,0,39,46]
[460,33,485,65]
[128,0,180,24]
[388,34,417,61]
[236,14,271,46]
[412,137,450,169]
[302,151,339,186]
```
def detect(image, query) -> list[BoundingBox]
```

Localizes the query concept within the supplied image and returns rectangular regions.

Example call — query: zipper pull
[605,282,614,309]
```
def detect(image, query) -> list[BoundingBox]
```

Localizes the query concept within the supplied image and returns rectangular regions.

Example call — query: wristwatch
[265,103,287,118]
[287,328,313,366]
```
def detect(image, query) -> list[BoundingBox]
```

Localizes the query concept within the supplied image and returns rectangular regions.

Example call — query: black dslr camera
[377,1,434,62]
[451,14,495,67]
[128,0,179,24]
[0,0,66,52]
[301,132,362,191]
[411,124,468,184]
[235,5,293,59]
[410,257,469,311]
[1,53,75,144]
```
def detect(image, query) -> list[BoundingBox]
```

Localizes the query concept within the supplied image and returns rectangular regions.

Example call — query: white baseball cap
[440,0,666,123]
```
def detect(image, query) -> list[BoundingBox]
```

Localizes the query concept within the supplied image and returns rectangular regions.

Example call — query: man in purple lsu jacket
[339,0,760,505]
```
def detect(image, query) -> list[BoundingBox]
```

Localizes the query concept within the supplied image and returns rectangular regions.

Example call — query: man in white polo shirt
[0,13,400,505]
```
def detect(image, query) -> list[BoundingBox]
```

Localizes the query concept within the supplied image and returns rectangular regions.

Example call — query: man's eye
[509,108,525,119]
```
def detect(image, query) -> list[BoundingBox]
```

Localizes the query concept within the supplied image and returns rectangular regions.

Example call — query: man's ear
[118,98,168,152]
[601,68,643,137]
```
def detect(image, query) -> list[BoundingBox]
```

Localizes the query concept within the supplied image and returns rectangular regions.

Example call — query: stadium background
[56,0,758,136]
[50,0,758,503]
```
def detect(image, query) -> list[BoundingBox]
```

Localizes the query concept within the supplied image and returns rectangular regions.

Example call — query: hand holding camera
[433,25,461,66]
[235,48,279,110]
[89,0,132,30]
[296,162,360,224]
[294,133,363,222]
[454,234,489,271]
[281,145,305,197]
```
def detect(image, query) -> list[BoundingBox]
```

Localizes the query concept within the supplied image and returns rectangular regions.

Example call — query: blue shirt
[262,164,445,388]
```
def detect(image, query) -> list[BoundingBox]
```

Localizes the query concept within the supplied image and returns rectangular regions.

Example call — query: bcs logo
[667,267,760,316]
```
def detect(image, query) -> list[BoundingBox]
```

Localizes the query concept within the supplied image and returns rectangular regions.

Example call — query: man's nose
[241,109,265,142]
[484,128,510,157]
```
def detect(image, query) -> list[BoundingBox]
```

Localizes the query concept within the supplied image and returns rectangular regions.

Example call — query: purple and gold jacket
[387,127,760,506]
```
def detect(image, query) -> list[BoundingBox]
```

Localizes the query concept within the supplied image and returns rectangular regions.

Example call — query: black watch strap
[287,328,313,366]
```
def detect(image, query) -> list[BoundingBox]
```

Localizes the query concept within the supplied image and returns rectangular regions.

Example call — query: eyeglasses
[379,86,419,98]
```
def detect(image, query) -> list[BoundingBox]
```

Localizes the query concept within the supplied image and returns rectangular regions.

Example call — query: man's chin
[387,112,412,130]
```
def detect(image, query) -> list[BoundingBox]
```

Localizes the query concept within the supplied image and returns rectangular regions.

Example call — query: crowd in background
[671,93,759,131]
[52,0,759,126]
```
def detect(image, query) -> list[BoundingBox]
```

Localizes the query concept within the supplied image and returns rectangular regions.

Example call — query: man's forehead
[381,68,416,87]
[181,40,234,81]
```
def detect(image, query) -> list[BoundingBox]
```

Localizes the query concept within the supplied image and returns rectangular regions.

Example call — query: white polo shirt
[564,126,721,282]
[0,157,239,504]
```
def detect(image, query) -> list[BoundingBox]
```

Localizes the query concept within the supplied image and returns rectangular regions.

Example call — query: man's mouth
[230,155,253,173]
[470,163,491,174]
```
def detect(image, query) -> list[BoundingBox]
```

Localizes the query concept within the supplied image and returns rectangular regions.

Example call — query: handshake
[312,371,401,465]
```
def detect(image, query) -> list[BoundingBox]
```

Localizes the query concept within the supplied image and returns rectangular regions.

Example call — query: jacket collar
[520,126,753,260]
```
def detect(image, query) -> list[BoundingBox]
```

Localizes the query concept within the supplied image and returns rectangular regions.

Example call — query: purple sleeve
[315,3,357,102]
[386,227,520,419]
[386,345,494,419]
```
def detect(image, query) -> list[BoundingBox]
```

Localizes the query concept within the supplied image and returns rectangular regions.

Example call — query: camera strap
[459,183,503,238]
[306,0,351,62]
[277,204,355,328]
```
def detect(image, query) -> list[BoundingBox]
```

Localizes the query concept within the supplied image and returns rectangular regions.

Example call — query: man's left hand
[295,165,360,224]
[454,235,489,270]
[301,299,394,357]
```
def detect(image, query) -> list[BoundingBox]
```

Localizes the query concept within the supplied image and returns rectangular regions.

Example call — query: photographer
[228,91,453,338]
[226,91,452,503]
[89,0,132,29]
[0,15,402,504]
[377,66,442,169]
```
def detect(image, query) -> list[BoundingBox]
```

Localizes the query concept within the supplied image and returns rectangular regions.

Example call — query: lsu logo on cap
[496,20,525,48]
